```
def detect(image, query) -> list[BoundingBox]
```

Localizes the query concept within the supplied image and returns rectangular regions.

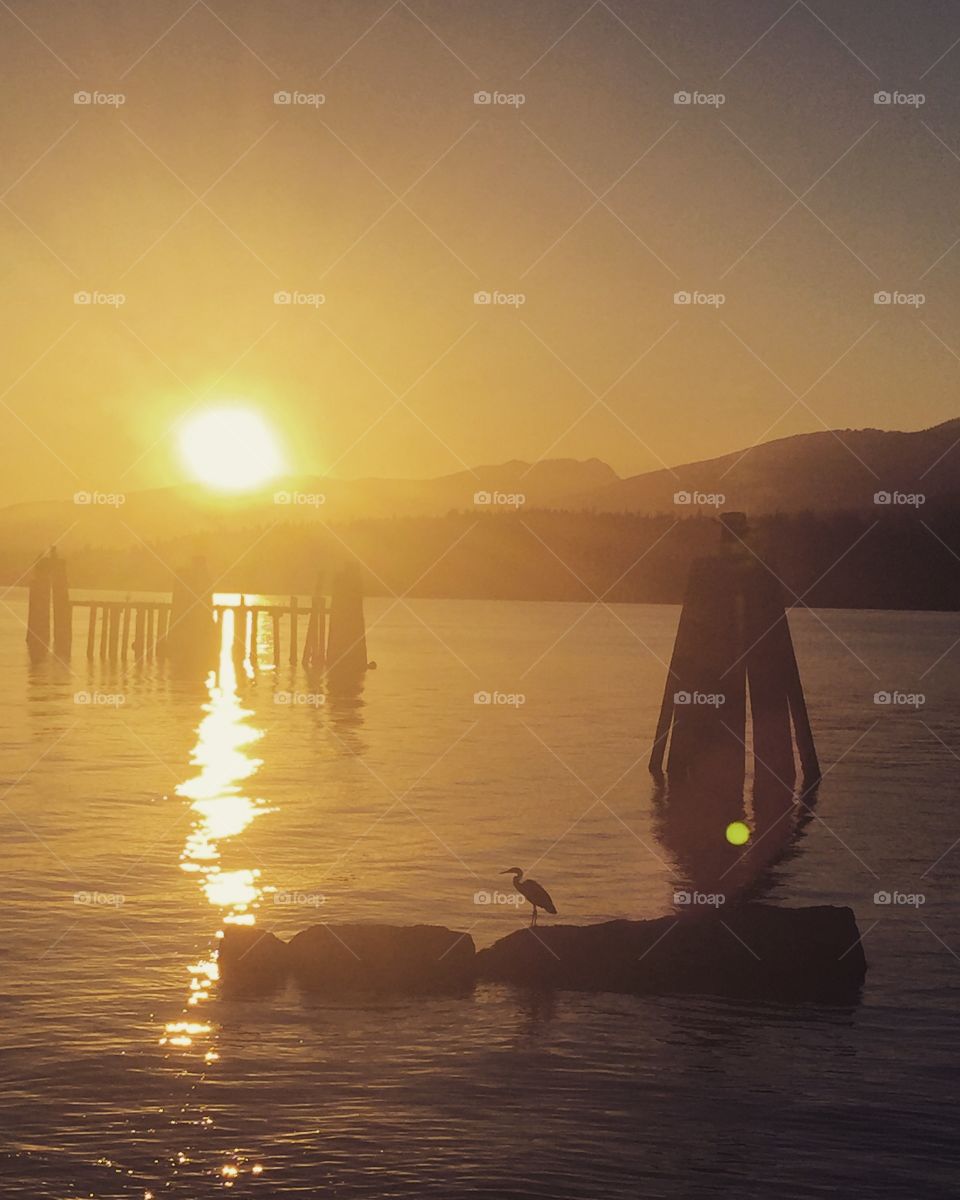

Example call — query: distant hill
[1,421,959,560]
[570,419,960,515]
[0,458,618,554]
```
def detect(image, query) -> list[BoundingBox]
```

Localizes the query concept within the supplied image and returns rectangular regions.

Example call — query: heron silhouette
[501,867,557,926]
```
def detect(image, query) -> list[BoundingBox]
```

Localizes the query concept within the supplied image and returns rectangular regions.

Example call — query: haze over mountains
[1,420,958,555]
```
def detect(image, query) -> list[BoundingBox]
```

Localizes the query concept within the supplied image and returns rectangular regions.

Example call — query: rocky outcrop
[218,923,475,995]
[218,906,866,1003]
[475,905,866,1002]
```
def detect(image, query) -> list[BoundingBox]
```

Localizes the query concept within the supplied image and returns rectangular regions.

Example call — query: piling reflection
[653,769,820,907]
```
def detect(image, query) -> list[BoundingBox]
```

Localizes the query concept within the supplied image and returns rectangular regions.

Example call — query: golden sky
[1,0,958,503]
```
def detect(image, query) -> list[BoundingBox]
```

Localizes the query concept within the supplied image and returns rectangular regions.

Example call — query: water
[2,596,959,1198]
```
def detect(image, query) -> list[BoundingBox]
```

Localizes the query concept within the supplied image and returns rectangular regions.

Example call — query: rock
[288,923,475,994]
[475,905,866,1003]
[218,923,475,996]
[218,926,290,995]
[218,908,866,1004]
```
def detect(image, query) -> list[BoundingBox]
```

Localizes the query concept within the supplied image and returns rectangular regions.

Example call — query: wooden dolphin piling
[649,512,820,789]
[326,562,369,676]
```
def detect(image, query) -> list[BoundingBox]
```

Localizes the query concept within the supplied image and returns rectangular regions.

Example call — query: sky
[1,0,959,504]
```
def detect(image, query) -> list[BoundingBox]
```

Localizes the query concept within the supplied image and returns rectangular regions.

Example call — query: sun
[178,406,285,492]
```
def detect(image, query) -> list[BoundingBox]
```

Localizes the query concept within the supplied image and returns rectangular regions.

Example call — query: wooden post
[233,598,247,666]
[289,596,298,666]
[649,514,819,789]
[86,604,97,660]
[166,557,216,673]
[250,607,260,671]
[302,575,325,668]
[107,604,120,660]
[25,554,52,661]
[145,607,155,660]
[121,603,131,661]
[98,603,108,660]
[157,606,172,659]
[272,610,281,666]
[50,550,71,661]
[326,563,368,676]
[133,606,145,660]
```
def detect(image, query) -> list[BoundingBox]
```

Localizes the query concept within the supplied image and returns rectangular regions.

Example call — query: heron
[501,867,557,926]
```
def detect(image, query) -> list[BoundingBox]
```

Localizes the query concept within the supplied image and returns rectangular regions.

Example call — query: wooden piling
[250,607,260,671]
[302,575,325,668]
[106,604,120,660]
[650,515,819,789]
[98,604,108,660]
[326,563,368,676]
[289,596,298,666]
[25,555,52,661]
[133,606,145,660]
[121,603,131,661]
[50,550,71,661]
[272,611,281,665]
[86,604,98,660]
[233,597,247,665]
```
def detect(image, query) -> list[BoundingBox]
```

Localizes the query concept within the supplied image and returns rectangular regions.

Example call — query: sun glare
[178,406,285,492]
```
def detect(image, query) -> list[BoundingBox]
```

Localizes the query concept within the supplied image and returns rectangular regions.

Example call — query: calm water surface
[1,596,959,1198]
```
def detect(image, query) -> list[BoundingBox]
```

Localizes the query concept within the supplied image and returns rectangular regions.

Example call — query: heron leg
[530,905,538,927]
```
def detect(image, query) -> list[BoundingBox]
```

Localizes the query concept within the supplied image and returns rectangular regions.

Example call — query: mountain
[0,458,618,554]
[569,419,960,515]
[2,420,959,563]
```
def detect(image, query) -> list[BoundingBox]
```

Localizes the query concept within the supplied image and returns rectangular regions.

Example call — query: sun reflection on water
[176,607,271,936]
[157,607,272,1185]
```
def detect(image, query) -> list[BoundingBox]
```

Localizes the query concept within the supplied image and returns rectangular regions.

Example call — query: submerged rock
[475,905,866,1003]
[219,923,475,995]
